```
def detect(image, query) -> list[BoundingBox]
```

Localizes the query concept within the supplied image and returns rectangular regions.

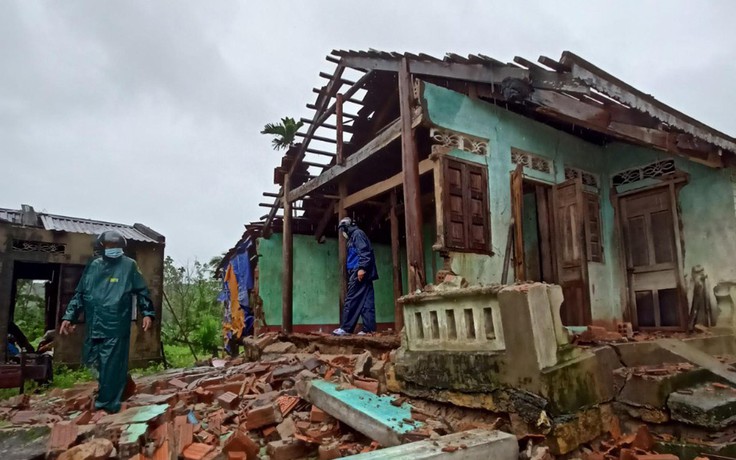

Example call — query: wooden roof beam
[262,64,347,235]
[530,89,723,167]
[287,113,422,202]
[560,51,736,154]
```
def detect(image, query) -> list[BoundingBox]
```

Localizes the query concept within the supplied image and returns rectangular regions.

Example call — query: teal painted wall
[604,143,736,298]
[421,82,736,324]
[257,234,396,328]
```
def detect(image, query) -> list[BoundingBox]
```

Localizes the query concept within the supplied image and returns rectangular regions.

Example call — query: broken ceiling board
[343,429,519,460]
[297,379,423,447]
[658,338,736,386]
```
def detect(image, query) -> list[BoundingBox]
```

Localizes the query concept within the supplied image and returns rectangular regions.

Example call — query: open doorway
[512,168,593,326]
[516,180,556,283]
[10,262,60,352]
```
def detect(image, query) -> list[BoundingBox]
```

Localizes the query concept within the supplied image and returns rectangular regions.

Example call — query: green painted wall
[257,234,396,328]
[421,82,736,324]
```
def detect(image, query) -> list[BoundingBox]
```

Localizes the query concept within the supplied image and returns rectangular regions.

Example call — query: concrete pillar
[498,283,562,375]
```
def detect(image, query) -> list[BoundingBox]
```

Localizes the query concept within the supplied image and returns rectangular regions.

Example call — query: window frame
[438,156,492,255]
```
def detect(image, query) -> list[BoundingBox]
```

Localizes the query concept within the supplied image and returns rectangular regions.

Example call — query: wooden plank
[282,173,294,333]
[398,57,426,292]
[342,55,527,84]
[313,201,337,242]
[343,159,434,209]
[338,181,348,319]
[537,55,570,72]
[432,160,445,250]
[535,185,555,283]
[287,114,422,202]
[510,165,525,281]
[262,65,347,235]
[337,94,345,165]
[390,190,404,331]
[530,89,610,128]
[669,182,688,329]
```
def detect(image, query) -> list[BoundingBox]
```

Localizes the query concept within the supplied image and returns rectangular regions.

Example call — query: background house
[0,204,165,365]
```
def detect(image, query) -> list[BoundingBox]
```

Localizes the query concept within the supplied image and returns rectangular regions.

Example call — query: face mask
[105,248,124,258]
[341,231,349,240]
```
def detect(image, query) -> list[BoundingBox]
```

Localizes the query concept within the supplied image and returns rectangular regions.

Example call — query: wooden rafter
[287,113,423,202]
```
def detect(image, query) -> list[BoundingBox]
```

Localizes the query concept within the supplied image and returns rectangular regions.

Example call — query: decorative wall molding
[12,239,66,254]
[510,148,551,174]
[430,128,488,156]
[565,166,600,189]
[611,159,676,186]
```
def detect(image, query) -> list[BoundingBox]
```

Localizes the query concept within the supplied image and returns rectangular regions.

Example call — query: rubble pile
[0,333,461,460]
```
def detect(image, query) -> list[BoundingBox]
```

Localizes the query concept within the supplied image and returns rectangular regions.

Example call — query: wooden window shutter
[442,157,490,253]
[584,192,603,262]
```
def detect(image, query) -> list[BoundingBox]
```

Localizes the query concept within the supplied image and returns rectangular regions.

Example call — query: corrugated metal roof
[39,214,158,243]
[0,206,160,243]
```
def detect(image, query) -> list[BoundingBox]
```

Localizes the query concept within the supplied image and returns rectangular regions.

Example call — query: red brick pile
[0,332,439,460]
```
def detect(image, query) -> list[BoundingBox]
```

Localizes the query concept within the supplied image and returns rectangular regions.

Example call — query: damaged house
[0,205,165,366]
[220,50,736,456]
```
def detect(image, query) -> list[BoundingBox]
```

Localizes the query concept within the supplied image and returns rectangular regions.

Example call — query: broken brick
[194,387,214,404]
[310,406,329,424]
[276,417,297,440]
[318,442,341,460]
[175,422,194,455]
[266,439,314,460]
[352,377,379,394]
[632,425,654,451]
[57,438,114,460]
[272,364,304,381]
[74,411,93,425]
[227,453,246,460]
[276,395,300,416]
[263,342,297,354]
[245,403,282,430]
[218,392,241,410]
[48,421,78,453]
[354,351,372,376]
[222,430,259,460]
[183,443,215,460]
[169,378,188,390]
[578,325,624,343]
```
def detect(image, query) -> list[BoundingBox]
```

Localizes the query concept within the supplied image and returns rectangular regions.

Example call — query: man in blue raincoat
[60,230,155,413]
[333,217,378,336]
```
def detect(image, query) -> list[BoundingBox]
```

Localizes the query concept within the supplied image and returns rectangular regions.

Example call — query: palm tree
[261,117,304,151]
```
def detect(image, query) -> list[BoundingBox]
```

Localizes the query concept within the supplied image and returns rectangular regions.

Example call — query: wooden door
[510,165,525,281]
[620,186,684,328]
[554,178,591,326]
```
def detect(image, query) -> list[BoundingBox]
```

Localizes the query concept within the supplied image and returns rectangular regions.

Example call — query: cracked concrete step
[668,384,736,430]
[341,429,518,460]
[658,338,736,386]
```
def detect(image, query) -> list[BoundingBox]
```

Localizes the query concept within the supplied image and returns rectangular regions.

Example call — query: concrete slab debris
[668,384,736,429]
[336,429,518,460]
[658,338,736,385]
[297,378,423,447]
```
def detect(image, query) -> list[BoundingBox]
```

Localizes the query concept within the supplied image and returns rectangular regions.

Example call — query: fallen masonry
[4,282,736,459]
[0,331,517,460]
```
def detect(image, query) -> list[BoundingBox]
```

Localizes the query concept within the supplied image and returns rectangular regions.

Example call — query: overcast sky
[2,1,735,264]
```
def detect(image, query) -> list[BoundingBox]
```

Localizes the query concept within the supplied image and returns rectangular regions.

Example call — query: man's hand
[357,269,366,282]
[59,321,75,335]
[142,316,152,332]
